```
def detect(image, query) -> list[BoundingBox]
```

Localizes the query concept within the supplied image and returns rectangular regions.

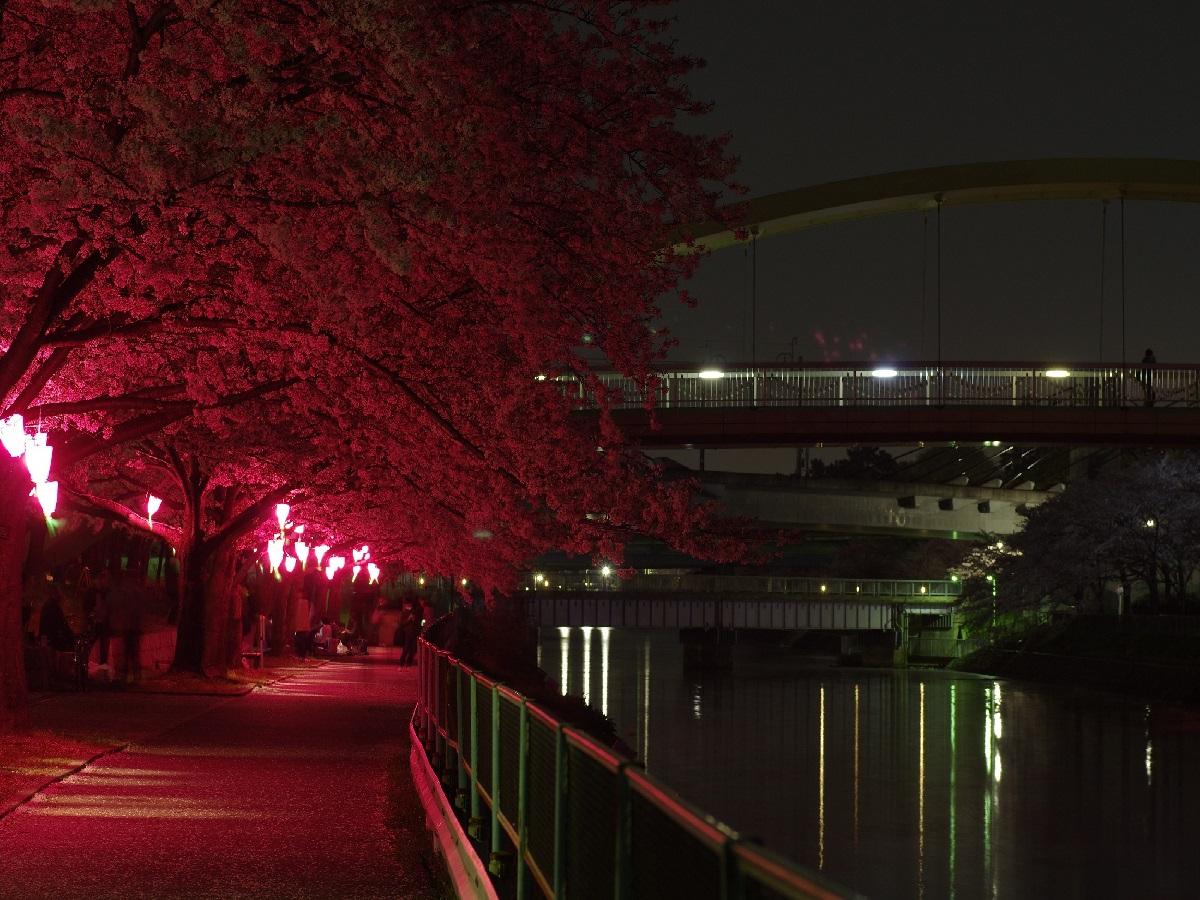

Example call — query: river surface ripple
[538,627,1200,900]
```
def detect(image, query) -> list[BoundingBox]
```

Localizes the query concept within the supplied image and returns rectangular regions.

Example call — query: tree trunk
[201,544,238,676]
[171,543,208,673]
[0,460,34,732]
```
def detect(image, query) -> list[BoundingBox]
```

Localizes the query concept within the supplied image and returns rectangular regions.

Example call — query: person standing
[1141,348,1157,407]
[400,598,421,666]
[108,569,144,683]
[82,569,111,671]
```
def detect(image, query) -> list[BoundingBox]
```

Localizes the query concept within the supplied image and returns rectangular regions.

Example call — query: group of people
[22,567,145,684]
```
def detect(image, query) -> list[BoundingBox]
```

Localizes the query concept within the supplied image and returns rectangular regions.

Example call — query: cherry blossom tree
[0,0,739,727]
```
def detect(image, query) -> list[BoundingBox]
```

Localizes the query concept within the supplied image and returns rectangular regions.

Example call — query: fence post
[553,726,568,898]
[516,700,530,900]
[614,764,632,900]
[455,666,468,810]
[489,686,504,874]
[469,676,483,839]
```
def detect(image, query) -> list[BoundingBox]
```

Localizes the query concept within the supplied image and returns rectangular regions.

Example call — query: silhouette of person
[1141,348,1157,407]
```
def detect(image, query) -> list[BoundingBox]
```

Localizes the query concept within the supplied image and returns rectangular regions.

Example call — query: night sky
[661,3,1200,368]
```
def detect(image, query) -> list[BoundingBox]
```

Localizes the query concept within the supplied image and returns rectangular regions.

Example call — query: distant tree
[809,447,899,480]
[959,454,1200,633]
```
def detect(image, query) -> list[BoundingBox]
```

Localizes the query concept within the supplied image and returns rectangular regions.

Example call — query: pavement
[0,649,446,899]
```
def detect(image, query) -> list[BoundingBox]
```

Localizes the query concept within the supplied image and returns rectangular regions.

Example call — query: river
[538,626,1200,899]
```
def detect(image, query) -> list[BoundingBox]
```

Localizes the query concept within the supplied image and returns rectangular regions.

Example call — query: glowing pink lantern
[284,556,297,573]
[330,555,346,572]
[35,480,57,517]
[324,564,336,581]
[293,524,305,534]
[24,433,51,485]
[352,547,364,564]
[295,541,310,567]
[367,563,380,584]
[360,544,370,559]
[314,544,330,565]
[0,415,24,458]
[275,502,290,530]
[266,538,285,572]
[352,564,361,581]
[147,494,163,528]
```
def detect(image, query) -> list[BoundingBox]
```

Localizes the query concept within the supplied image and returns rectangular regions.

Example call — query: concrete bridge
[527,574,958,632]
[697,470,1054,538]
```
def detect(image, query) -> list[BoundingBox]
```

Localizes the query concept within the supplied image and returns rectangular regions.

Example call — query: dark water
[538,627,1200,900]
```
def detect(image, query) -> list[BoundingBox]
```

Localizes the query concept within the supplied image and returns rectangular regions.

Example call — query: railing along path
[416,622,857,899]
[564,362,1194,410]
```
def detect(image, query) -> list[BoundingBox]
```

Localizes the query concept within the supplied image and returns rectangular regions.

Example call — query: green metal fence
[416,633,859,900]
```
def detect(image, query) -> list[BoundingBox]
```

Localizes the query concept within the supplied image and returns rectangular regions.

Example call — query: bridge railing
[416,632,856,899]
[568,363,1200,410]
[529,571,962,601]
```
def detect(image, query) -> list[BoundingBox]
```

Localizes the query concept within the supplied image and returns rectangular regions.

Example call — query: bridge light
[920,585,927,594]
[1045,369,1071,378]
[698,369,724,380]
[1145,518,1156,528]
[819,583,827,592]
[872,368,898,378]
[600,565,612,577]
[855,585,861,593]
[534,373,547,381]
[951,574,960,582]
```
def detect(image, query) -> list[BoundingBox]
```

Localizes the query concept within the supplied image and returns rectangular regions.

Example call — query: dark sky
[659,3,1200,367]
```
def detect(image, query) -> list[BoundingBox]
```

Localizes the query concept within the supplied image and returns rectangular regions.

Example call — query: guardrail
[416,629,857,899]
[527,572,962,602]
[562,362,1199,410]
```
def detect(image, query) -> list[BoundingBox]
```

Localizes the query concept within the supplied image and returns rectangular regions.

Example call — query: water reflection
[543,627,1200,900]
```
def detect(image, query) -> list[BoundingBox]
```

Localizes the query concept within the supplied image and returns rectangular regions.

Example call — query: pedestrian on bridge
[1141,348,1157,407]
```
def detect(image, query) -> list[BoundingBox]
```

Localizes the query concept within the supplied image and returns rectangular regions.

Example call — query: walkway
[0,651,444,900]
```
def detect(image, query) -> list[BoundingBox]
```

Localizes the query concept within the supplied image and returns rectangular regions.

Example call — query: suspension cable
[1099,200,1108,363]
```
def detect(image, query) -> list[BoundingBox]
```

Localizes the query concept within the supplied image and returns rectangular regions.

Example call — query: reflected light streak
[853,683,860,848]
[581,626,593,707]
[918,682,926,900]
[642,638,651,768]
[818,683,825,870]
[600,627,611,716]
[949,683,957,900]
[691,683,703,720]
[1145,705,1154,786]
[558,627,570,696]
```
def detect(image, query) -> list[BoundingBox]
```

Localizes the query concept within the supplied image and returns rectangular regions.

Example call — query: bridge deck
[569,363,1200,446]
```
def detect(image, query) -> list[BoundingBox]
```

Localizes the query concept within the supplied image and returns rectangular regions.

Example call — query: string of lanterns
[259,501,379,584]
[1,414,58,517]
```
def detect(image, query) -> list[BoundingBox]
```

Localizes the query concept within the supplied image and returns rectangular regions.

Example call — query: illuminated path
[0,653,440,900]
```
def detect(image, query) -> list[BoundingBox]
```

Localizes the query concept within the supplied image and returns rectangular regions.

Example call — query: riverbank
[952,614,1200,704]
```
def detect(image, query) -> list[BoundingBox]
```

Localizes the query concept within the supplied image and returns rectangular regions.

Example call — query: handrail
[416,626,860,899]
[557,362,1192,411]
[525,571,962,600]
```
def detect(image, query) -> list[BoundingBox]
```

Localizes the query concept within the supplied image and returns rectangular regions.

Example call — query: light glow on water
[536,629,1187,900]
